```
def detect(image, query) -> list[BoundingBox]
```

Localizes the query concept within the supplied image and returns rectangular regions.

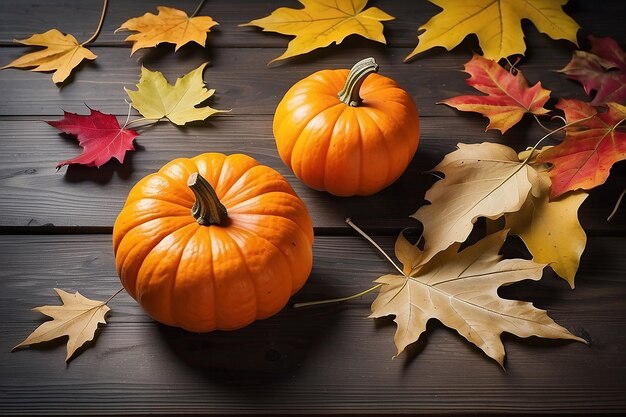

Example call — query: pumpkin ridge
[219,166,291,205]
[169,223,204,330]
[158,158,201,189]
[355,108,392,192]
[229,210,312,247]
[367,99,418,167]
[137,222,199,326]
[214,154,258,198]
[294,103,345,187]
[209,227,259,329]
[191,153,227,197]
[392,102,420,168]
[279,101,344,169]
[115,216,195,295]
[125,173,195,208]
[115,202,195,245]
[351,108,367,194]
[228,225,295,312]
[323,108,361,194]
[229,221,300,273]
[203,227,217,331]
[227,174,294,200]
[222,227,262,318]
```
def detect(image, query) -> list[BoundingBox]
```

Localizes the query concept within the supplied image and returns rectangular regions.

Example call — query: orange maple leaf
[440,55,551,133]
[117,6,218,54]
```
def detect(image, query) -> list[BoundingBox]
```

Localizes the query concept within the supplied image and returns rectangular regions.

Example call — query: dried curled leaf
[406,0,579,62]
[441,55,551,133]
[125,63,227,126]
[412,142,536,258]
[13,289,111,362]
[117,6,218,55]
[371,230,585,365]
[1,29,96,84]
[241,0,394,64]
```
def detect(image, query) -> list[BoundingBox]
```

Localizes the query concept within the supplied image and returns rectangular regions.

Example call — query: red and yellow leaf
[560,35,626,105]
[536,99,626,198]
[441,55,551,133]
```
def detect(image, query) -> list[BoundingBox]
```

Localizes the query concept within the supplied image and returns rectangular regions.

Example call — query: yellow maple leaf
[125,63,226,126]
[241,0,394,64]
[1,29,96,84]
[406,0,579,62]
[505,160,588,288]
[117,6,218,55]
[13,288,110,362]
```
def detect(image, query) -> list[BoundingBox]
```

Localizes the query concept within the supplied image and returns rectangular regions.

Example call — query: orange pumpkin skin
[112,153,314,332]
[273,63,419,197]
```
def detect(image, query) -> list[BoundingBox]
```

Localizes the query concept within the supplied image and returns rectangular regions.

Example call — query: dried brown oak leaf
[412,142,538,260]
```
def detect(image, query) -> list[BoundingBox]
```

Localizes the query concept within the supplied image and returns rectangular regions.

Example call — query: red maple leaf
[536,99,626,199]
[560,35,626,105]
[440,54,551,133]
[48,108,139,168]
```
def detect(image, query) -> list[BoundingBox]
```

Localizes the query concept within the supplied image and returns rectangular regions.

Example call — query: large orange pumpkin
[273,57,420,197]
[112,153,314,332]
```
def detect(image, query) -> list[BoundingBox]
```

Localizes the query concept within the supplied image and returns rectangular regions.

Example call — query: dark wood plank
[0,43,604,117]
[1,234,625,414]
[1,117,624,231]
[1,0,624,48]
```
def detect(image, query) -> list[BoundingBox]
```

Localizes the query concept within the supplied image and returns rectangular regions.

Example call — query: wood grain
[0,44,595,117]
[1,235,625,414]
[1,117,623,231]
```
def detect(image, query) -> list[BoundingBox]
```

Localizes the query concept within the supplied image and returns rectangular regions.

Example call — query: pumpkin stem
[187,173,227,225]
[337,57,379,107]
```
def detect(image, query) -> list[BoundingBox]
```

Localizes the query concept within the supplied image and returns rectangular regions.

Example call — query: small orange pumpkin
[273,57,420,196]
[112,153,314,332]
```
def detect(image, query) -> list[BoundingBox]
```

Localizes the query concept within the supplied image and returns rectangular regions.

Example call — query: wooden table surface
[1,0,625,415]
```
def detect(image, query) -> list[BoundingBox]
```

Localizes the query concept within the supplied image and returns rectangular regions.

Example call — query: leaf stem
[345,218,405,276]
[522,114,595,165]
[293,283,383,308]
[191,0,208,17]
[607,188,626,222]
[125,117,162,128]
[81,0,108,46]
[104,287,125,305]
[533,114,553,133]
[293,218,404,309]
